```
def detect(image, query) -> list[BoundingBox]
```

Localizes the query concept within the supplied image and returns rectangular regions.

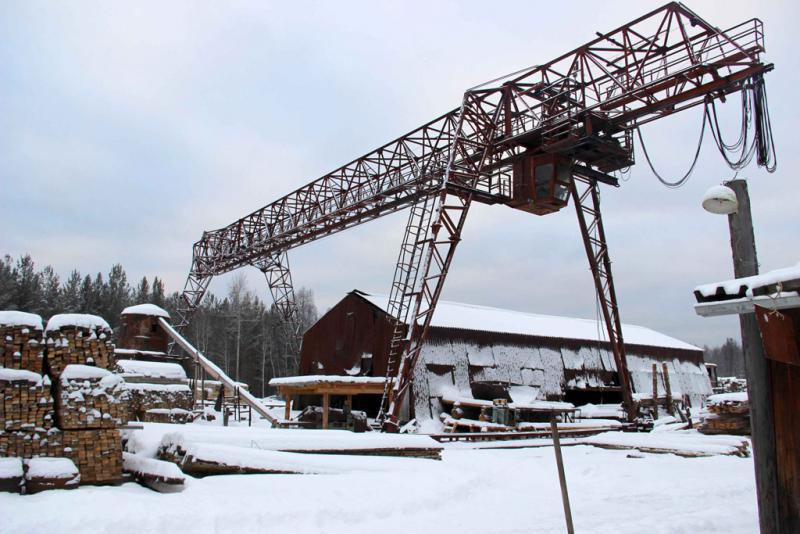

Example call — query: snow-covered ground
[2,436,757,534]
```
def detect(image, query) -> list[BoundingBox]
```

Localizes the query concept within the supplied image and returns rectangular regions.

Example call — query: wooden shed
[299,290,712,424]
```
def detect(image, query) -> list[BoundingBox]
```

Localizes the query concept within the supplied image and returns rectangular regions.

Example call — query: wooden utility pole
[550,418,575,534]
[725,179,779,534]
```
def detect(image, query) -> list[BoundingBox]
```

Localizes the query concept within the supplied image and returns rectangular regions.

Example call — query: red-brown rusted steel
[175,3,771,425]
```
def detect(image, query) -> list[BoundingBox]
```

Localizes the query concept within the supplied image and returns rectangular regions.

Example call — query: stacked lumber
[1,368,54,431]
[0,457,23,493]
[24,457,80,493]
[0,312,44,374]
[56,365,130,429]
[699,392,750,436]
[126,382,193,420]
[122,452,185,493]
[45,314,115,377]
[61,429,123,484]
[0,428,63,458]
[143,408,194,424]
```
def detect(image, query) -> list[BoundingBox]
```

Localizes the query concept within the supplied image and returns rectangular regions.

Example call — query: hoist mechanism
[175,2,774,430]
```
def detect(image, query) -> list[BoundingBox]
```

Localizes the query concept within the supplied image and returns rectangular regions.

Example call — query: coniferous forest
[0,254,318,397]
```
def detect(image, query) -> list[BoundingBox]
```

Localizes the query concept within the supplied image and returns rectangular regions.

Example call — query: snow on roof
[0,311,43,330]
[695,261,800,299]
[357,292,700,351]
[121,304,170,318]
[45,313,110,333]
[0,367,46,385]
[269,375,389,387]
[116,359,187,380]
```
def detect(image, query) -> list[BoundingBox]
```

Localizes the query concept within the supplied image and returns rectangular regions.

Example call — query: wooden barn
[298,290,712,425]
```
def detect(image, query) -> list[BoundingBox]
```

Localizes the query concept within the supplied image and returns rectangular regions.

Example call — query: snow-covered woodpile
[0,312,45,374]
[45,314,115,377]
[699,392,750,435]
[0,368,54,431]
[0,311,133,491]
[23,457,80,493]
[61,428,123,484]
[116,360,193,422]
[56,365,130,429]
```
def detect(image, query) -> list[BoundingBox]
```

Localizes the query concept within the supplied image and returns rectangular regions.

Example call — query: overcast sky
[1,0,797,348]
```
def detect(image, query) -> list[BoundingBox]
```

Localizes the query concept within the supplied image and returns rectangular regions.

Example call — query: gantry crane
[175,2,774,430]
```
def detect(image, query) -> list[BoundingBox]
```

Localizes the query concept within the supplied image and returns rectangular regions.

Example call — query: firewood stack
[56,365,130,429]
[0,368,54,431]
[0,312,45,374]
[45,314,115,377]
[699,392,750,436]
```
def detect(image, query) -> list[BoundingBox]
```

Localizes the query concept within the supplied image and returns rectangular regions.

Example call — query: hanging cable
[635,105,707,189]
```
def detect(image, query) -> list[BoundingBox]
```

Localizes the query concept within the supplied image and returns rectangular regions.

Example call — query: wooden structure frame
[271,377,391,429]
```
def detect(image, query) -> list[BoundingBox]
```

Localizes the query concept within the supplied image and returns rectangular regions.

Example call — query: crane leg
[382,91,504,431]
[252,252,301,372]
[570,173,636,421]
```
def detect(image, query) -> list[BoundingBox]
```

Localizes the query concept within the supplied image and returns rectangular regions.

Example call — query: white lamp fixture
[702,184,739,215]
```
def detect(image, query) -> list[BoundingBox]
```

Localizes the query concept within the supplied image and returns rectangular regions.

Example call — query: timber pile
[122,452,185,493]
[24,457,80,493]
[0,457,23,493]
[143,408,194,424]
[56,365,130,429]
[0,428,63,458]
[0,368,54,431]
[45,314,115,377]
[61,429,123,484]
[0,312,44,374]
[126,383,193,421]
[699,393,750,436]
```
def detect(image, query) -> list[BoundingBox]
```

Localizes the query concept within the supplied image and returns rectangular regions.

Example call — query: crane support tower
[175,2,773,430]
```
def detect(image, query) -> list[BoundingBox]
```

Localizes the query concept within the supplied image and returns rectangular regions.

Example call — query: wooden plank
[755,306,800,366]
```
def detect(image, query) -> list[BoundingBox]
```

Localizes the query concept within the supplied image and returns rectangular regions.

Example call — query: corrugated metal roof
[356,291,700,352]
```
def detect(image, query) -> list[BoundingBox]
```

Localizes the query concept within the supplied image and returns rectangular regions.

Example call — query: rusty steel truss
[175,2,772,428]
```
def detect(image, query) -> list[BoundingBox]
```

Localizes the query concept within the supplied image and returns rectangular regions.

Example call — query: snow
[122,452,184,480]
[121,304,171,319]
[116,359,187,380]
[45,314,110,332]
[582,430,749,457]
[60,364,115,381]
[0,458,23,479]
[269,375,389,386]
[0,311,43,330]
[443,395,575,411]
[707,392,748,405]
[124,383,191,394]
[695,261,800,298]
[115,348,168,357]
[576,403,624,419]
[360,292,700,351]
[0,438,758,533]
[0,367,45,385]
[24,457,79,479]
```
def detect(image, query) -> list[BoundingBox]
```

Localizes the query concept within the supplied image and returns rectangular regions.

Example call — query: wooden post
[662,363,673,415]
[550,418,575,534]
[652,363,659,413]
[322,392,330,430]
[284,390,292,421]
[726,179,779,534]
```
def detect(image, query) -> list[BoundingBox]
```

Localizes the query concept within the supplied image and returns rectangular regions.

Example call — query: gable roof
[354,290,700,352]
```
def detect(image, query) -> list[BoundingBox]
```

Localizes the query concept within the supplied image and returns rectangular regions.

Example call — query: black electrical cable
[636,107,707,189]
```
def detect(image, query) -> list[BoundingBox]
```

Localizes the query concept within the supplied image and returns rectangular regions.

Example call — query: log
[23,457,80,494]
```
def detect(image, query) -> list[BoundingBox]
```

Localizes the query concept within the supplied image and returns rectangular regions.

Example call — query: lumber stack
[61,429,123,484]
[0,368,54,431]
[0,428,63,458]
[143,408,194,424]
[56,365,130,429]
[0,457,23,493]
[23,457,80,493]
[45,314,115,377]
[0,312,45,374]
[699,392,750,436]
[127,382,193,419]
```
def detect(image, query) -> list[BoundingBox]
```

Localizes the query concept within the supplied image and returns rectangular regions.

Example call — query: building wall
[299,292,712,422]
